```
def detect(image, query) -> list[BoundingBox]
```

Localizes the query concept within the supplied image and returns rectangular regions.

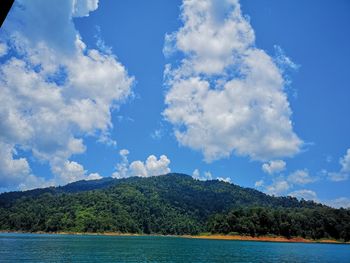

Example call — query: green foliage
[207,206,350,241]
[0,174,349,241]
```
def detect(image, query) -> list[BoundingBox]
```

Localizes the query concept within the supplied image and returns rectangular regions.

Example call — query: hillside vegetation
[0,173,349,241]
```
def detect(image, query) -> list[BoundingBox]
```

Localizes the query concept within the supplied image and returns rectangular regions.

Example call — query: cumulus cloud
[0,142,55,191]
[192,169,212,181]
[163,0,302,162]
[260,168,348,207]
[262,169,315,196]
[326,148,350,182]
[51,160,101,185]
[0,142,32,188]
[113,150,171,178]
[72,0,99,17]
[262,160,286,175]
[265,178,290,196]
[0,0,133,190]
[287,169,315,185]
[192,169,231,183]
[216,177,231,183]
[289,189,317,201]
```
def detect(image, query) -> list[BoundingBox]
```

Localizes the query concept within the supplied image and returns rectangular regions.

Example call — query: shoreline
[182,234,349,244]
[1,231,348,244]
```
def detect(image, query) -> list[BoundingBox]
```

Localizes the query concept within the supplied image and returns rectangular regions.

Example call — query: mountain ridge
[0,173,320,209]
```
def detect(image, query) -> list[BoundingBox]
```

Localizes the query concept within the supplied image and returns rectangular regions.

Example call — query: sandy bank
[182,234,349,244]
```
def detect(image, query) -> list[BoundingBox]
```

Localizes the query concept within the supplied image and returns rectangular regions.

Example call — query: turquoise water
[0,233,349,262]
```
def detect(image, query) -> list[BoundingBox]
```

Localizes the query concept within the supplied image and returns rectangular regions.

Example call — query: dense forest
[0,173,349,241]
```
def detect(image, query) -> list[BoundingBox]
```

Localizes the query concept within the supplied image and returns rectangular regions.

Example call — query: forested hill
[0,173,349,241]
[0,173,318,209]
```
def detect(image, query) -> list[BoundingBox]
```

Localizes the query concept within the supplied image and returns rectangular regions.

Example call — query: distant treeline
[208,207,350,241]
[0,174,349,241]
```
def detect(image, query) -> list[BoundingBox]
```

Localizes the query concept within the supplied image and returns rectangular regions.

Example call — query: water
[0,233,349,263]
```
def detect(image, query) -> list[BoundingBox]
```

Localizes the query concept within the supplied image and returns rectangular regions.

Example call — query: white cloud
[51,160,101,185]
[142,155,171,177]
[287,169,314,185]
[289,189,317,201]
[87,173,103,180]
[324,197,350,209]
[326,148,350,182]
[262,169,315,196]
[163,0,302,162]
[192,169,231,183]
[0,0,133,190]
[113,149,130,179]
[113,150,171,179]
[128,161,148,178]
[289,190,350,209]
[0,42,8,57]
[327,172,349,182]
[340,148,350,173]
[262,160,286,175]
[192,169,200,179]
[192,169,213,181]
[262,174,349,208]
[205,171,213,180]
[72,0,99,17]
[0,142,31,187]
[0,142,54,191]
[274,45,299,71]
[265,179,290,196]
[165,0,256,75]
[217,177,231,183]
[18,175,55,191]
[120,149,130,157]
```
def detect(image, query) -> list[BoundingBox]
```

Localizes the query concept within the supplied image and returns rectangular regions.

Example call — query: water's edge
[1,231,348,245]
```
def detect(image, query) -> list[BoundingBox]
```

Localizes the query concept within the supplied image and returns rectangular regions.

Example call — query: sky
[0,0,349,208]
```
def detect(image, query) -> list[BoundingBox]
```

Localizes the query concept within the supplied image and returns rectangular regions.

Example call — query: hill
[0,173,349,241]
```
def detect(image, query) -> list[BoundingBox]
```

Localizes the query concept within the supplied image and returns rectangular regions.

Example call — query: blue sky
[0,0,349,208]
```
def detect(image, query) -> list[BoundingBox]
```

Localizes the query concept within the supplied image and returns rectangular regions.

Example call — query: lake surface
[0,233,349,262]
